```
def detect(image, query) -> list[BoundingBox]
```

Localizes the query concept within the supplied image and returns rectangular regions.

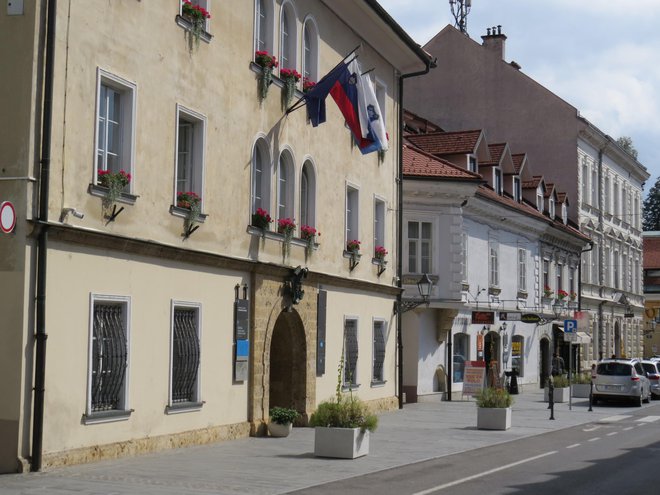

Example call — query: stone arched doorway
[614,320,621,357]
[269,310,307,417]
[484,331,501,387]
[539,337,550,388]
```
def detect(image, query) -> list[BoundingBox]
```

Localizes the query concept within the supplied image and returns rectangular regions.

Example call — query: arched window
[300,160,316,228]
[251,139,271,217]
[277,150,295,222]
[302,18,318,83]
[255,0,273,55]
[279,2,297,72]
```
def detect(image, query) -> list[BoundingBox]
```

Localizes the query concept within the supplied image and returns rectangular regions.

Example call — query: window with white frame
[604,176,610,214]
[95,70,136,189]
[346,185,359,246]
[372,320,386,384]
[87,296,130,418]
[592,244,599,284]
[489,239,499,287]
[556,263,563,293]
[536,186,543,211]
[513,176,521,202]
[302,17,318,83]
[569,267,575,295]
[517,247,526,292]
[407,220,432,273]
[251,138,271,217]
[543,259,550,293]
[622,253,628,291]
[277,150,295,222]
[549,196,555,218]
[634,196,640,229]
[603,246,610,286]
[494,168,503,195]
[175,106,205,207]
[581,160,589,203]
[582,250,590,284]
[343,318,358,388]
[613,250,620,288]
[462,231,468,282]
[561,203,567,224]
[279,2,297,73]
[622,186,628,223]
[170,303,201,407]
[180,0,210,32]
[374,198,385,257]
[613,181,620,216]
[255,0,273,54]
[468,155,478,173]
[300,160,316,229]
[591,169,598,206]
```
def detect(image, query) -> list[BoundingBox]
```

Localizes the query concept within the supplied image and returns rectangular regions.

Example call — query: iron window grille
[372,321,386,383]
[91,304,128,412]
[171,308,200,404]
[343,320,358,387]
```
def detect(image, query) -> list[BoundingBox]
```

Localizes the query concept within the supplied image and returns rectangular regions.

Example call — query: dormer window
[536,186,543,211]
[494,168,503,195]
[549,197,555,218]
[513,177,521,202]
[562,203,568,224]
[468,155,478,173]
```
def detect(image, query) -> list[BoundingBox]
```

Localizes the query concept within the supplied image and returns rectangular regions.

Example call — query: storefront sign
[520,313,542,324]
[512,340,522,357]
[471,311,494,325]
[499,312,521,321]
[462,361,486,396]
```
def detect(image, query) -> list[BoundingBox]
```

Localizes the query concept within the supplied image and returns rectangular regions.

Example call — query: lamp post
[396,273,433,409]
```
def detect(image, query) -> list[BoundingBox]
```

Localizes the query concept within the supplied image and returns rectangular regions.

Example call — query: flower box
[544,386,569,403]
[477,407,511,430]
[314,427,370,459]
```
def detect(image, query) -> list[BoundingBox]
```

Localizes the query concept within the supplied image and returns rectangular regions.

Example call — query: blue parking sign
[564,319,577,333]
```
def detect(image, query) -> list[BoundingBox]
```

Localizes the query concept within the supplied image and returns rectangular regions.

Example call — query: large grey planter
[544,386,570,403]
[572,384,591,398]
[314,427,370,458]
[477,407,511,430]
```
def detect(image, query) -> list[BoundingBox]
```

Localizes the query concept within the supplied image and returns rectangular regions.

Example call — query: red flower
[280,68,302,82]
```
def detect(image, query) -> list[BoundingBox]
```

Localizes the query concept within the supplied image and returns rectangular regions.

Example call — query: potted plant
[280,68,302,107]
[309,357,378,458]
[255,50,278,100]
[568,290,578,309]
[542,284,554,304]
[251,207,273,231]
[181,0,211,46]
[302,77,316,94]
[277,217,296,256]
[268,407,299,438]
[557,289,569,301]
[544,374,570,403]
[346,239,361,254]
[300,224,319,255]
[346,239,361,271]
[571,371,592,398]
[475,386,513,430]
[97,169,131,204]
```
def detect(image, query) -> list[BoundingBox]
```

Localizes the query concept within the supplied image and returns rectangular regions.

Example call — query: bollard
[549,377,555,420]
[588,379,593,412]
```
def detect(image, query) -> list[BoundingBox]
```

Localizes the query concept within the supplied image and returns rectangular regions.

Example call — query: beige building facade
[0,0,430,472]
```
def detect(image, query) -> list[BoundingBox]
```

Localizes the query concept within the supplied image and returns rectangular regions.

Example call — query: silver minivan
[593,358,651,406]
[642,360,660,399]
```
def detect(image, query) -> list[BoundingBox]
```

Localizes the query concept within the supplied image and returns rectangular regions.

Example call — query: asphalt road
[290,402,660,495]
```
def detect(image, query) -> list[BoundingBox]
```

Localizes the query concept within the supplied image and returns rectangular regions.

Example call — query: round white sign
[0,201,17,233]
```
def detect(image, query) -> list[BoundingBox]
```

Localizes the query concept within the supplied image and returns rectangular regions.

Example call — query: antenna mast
[449,0,472,35]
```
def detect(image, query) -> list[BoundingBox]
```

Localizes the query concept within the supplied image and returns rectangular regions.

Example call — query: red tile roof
[405,130,483,155]
[522,176,543,189]
[481,143,506,166]
[644,236,660,269]
[511,153,526,174]
[403,143,482,179]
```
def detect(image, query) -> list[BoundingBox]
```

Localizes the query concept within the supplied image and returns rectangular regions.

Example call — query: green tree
[616,136,638,159]
[643,176,660,231]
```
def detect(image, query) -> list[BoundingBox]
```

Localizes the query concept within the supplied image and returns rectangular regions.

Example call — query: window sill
[82,409,132,425]
[165,401,204,414]
[370,380,386,388]
[488,286,501,296]
[517,290,528,299]
[169,205,208,222]
[249,62,304,98]
[88,184,138,205]
[342,384,360,392]
[246,225,319,250]
[175,15,212,43]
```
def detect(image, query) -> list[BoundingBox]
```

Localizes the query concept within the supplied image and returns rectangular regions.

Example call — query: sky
[378,0,660,192]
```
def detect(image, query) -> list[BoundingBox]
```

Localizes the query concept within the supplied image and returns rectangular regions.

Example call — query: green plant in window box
[280,68,301,107]
[182,0,210,46]
[177,191,202,225]
[255,51,278,100]
[98,169,131,205]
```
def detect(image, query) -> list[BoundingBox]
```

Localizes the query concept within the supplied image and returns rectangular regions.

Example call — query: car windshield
[643,363,658,374]
[597,363,632,376]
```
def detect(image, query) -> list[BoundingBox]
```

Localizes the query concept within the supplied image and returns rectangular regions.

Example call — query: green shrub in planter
[476,387,514,408]
[572,372,592,384]
[269,407,299,425]
[309,395,378,432]
[552,374,570,388]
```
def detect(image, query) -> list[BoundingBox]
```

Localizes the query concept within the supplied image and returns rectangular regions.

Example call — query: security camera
[59,207,85,222]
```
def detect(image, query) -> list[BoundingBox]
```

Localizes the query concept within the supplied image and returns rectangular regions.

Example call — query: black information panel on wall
[234,299,249,382]
[317,290,327,376]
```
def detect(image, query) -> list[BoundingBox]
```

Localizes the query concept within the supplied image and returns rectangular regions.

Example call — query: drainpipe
[32,0,57,472]
[396,57,436,409]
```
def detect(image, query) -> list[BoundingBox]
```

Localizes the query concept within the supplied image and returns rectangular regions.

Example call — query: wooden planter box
[477,407,511,430]
[314,427,370,458]
[268,422,292,438]
[544,386,570,403]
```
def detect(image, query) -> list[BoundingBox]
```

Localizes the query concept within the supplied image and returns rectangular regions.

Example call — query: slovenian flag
[303,59,388,155]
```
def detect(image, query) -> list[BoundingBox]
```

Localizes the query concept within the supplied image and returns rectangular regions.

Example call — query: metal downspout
[397,58,435,409]
[32,0,57,472]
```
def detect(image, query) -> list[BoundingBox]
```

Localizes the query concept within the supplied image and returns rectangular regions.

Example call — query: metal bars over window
[343,320,358,387]
[91,304,128,412]
[172,308,200,403]
[372,321,386,383]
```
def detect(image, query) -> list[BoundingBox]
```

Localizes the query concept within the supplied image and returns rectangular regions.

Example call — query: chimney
[481,24,507,60]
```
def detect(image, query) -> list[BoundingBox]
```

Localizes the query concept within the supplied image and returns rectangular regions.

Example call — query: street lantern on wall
[395,273,433,314]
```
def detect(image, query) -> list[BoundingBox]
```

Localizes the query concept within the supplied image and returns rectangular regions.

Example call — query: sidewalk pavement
[0,388,633,495]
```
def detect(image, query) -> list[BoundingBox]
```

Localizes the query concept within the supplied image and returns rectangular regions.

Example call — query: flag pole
[284,45,361,116]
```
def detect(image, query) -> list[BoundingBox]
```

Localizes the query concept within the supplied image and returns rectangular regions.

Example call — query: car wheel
[635,392,643,407]
[644,389,651,404]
